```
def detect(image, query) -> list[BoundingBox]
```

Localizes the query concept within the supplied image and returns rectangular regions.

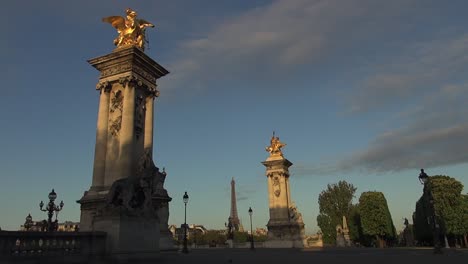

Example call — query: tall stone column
[91,83,110,191]
[262,133,306,248]
[77,46,172,254]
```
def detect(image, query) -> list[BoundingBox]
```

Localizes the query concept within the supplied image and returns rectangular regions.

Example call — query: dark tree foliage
[462,195,468,247]
[233,231,249,243]
[195,230,227,245]
[413,197,432,245]
[413,176,466,246]
[316,181,357,245]
[348,204,362,242]
[317,213,335,244]
[359,191,396,248]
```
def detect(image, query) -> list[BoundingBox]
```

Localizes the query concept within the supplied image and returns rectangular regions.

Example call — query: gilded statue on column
[102,8,155,50]
[266,132,286,156]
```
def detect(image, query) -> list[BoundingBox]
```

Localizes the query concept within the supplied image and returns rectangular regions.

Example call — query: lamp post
[225,217,234,242]
[24,214,33,231]
[418,169,442,254]
[39,189,64,232]
[182,191,189,254]
[248,207,254,250]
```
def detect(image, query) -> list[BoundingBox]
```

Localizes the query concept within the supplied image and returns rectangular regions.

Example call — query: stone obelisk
[77,8,172,259]
[262,133,306,248]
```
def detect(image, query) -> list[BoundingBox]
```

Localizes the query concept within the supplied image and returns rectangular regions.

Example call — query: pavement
[2,247,467,264]
[158,247,468,264]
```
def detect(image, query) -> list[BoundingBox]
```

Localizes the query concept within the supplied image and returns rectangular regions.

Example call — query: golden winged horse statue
[102,8,155,50]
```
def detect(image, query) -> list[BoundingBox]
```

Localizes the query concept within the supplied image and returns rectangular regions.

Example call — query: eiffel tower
[228,177,243,231]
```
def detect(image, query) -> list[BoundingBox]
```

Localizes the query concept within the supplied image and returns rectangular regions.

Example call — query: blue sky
[1,0,468,234]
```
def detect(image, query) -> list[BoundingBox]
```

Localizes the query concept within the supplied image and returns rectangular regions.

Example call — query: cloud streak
[335,33,468,174]
[161,0,417,90]
[296,31,468,175]
[348,34,468,113]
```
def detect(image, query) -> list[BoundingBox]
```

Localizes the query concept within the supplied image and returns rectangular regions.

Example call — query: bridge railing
[0,231,106,258]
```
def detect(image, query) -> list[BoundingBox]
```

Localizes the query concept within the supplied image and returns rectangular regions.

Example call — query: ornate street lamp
[24,214,33,231]
[418,169,442,254]
[182,191,189,254]
[248,207,254,250]
[39,189,64,232]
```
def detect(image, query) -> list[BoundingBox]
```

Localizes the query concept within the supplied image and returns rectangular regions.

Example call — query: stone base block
[264,239,305,248]
[93,214,160,254]
[266,221,306,248]
[226,239,234,248]
[159,230,176,250]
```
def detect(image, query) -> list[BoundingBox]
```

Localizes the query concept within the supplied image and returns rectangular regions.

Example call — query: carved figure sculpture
[266,132,286,156]
[289,203,303,223]
[104,149,167,217]
[103,8,155,50]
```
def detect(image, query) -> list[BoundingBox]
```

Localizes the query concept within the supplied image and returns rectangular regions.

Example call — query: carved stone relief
[133,65,156,84]
[109,90,123,137]
[134,94,146,139]
[100,63,132,78]
[273,176,281,197]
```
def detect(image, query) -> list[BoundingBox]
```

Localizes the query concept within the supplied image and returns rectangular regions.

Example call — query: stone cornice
[88,46,169,93]
[261,158,293,169]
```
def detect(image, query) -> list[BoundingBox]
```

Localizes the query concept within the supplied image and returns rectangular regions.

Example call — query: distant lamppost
[182,191,189,254]
[418,169,442,254]
[39,189,64,232]
[24,214,33,231]
[248,207,254,250]
[225,217,234,240]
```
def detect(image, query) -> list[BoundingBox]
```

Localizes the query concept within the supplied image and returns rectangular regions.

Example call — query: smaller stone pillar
[262,133,306,248]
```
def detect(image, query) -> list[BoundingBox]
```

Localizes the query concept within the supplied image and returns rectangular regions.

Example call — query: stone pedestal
[226,239,234,248]
[262,136,306,248]
[77,46,173,256]
[93,214,159,254]
[265,221,306,248]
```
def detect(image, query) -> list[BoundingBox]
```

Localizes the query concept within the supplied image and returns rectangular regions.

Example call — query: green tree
[359,191,395,248]
[414,175,466,246]
[429,176,463,236]
[233,231,249,243]
[316,181,357,245]
[197,230,226,246]
[253,234,268,242]
[317,214,335,244]
[413,196,432,245]
[348,204,363,243]
[462,195,468,247]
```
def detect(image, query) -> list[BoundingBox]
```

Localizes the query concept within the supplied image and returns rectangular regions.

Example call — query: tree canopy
[428,176,464,236]
[316,181,357,244]
[358,191,395,247]
[413,175,466,245]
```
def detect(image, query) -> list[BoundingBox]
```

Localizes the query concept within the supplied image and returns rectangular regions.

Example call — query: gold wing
[102,16,126,31]
[138,19,155,28]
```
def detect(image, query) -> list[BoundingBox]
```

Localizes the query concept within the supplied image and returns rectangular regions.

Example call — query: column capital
[119,76,143,88]
[96,81,112,92]
[88,46,169,95]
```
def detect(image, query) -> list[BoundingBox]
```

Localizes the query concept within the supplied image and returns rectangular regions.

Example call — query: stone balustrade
[0,231,106,261]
